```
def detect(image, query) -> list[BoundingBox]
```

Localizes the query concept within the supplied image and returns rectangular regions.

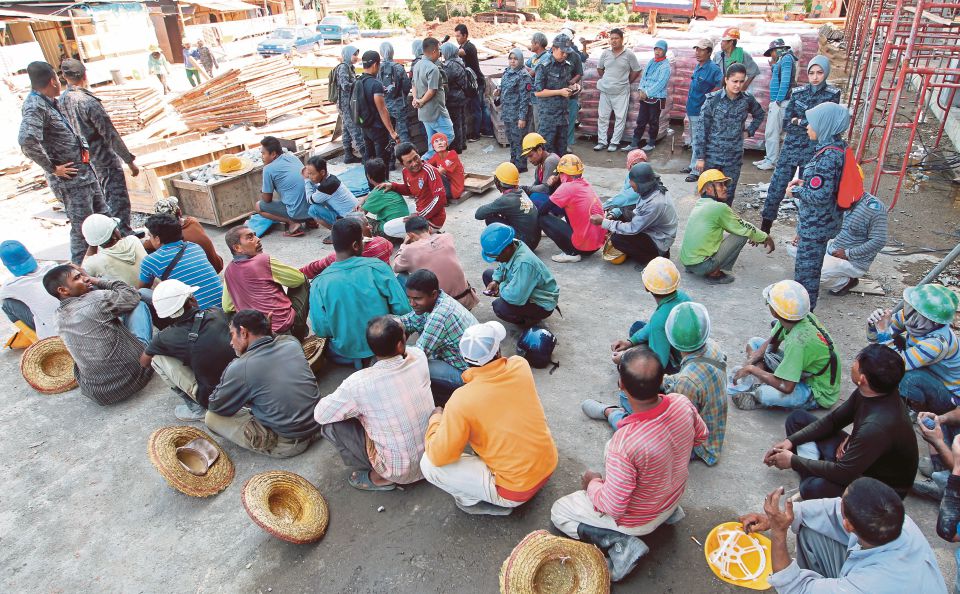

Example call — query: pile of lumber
[305,78,328,108]
[96,86,164,135]
[228,104,339,151]
[171,56,310,132]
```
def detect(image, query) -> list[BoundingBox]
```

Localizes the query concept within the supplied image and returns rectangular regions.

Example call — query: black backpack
[378,62,408,100]
[463,66,479,97]
[328,63,350,104]
[351,74,377,128]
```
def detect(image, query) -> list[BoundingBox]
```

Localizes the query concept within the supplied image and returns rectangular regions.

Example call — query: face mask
[559,173,576,184]
[904,308,940,337]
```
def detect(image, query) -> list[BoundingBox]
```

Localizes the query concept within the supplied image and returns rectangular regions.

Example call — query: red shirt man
[387,144,447,228]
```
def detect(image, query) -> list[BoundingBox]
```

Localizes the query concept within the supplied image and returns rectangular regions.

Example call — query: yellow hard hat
[556,153,584,176]
[602,237,626,265]
[641,257,680,295]
[521,132,547,156]
[697,169,731,194]
[763,280,810,321]
[218,154,252,175]
[704,522,772,589]
[494,162,520,186]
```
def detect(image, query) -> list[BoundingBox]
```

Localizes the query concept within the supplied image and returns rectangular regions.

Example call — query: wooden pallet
[450,172,496,204]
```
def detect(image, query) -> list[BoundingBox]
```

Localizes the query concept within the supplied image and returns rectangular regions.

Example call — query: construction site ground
[1,133,959,592]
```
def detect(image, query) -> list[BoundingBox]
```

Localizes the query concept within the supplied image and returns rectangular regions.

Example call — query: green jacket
[630,290,691,368]
[680,197,767,266]
[492,241,559,311]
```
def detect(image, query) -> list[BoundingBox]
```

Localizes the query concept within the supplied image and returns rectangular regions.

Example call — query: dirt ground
[1,135,958,593]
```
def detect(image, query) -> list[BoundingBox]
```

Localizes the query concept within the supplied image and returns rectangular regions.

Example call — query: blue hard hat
[480,223,516,263]
[0,240,37,277]
[517,326,558,369]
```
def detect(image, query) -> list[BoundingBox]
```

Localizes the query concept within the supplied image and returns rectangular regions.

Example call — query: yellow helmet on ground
[556,153,584,176]
[641,257,680,295]
[521,133,547,156]
[763,280,810,321]
[602,237,626,265]
[494,162,520,186]
[697,169,732,194]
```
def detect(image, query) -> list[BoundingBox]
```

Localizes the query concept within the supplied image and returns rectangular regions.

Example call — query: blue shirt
[140,241,223,310]
[305,174,357,216]
[639,57,671,100]
[770,52,796,103]
[263,152,308,219]
[687,60,723,116]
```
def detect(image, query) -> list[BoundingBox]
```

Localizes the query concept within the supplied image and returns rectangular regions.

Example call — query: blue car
[257,27,322,57]
[317,16,360,44]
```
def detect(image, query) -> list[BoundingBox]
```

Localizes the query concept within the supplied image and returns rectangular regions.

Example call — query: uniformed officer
[788,102,849,311]
[695,63,765,205]
[336,46,364,164]
[59,59,137,236]
[18,61,109,265]
[534,34,578,157]
[379,41,412,144]
[496,49,534,173]
[761,55,841,233]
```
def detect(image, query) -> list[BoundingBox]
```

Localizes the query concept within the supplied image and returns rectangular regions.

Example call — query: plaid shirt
[400,291,477,371]
[663,339,727,466]
[313,347,435,484]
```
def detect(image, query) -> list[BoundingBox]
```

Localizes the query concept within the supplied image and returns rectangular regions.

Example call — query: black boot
[576,523,649,582]
[760,218,773,234]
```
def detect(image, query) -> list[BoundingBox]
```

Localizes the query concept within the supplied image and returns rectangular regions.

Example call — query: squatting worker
[59,59,138,235]
[19,61,110,264]
[480,223,559,327]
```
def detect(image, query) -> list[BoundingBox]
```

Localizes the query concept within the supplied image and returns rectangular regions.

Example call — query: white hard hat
[152,279,199,319]
[459,321,506,366]
[81,214,120,247]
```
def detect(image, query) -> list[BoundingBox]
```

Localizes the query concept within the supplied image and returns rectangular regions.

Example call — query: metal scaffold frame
[843,0,960,209]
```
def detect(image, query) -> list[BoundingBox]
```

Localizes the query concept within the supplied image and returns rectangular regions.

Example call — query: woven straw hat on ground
[148,425,234,497]
[500,530,610,594]
[301,335,327,374]
[242,471,329,544]
[20,336,77,394]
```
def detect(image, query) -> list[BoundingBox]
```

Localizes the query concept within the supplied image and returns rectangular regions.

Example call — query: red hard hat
[721,28,740,41]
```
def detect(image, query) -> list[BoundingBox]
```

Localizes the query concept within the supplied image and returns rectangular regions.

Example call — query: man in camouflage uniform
[59,59,137,235]
[695,63,765,205]
[378,41,411,144]
[19,61,109,265]
[760,56,841,233]
[790,102,848,311]
[336,46,364,164]
[534,34,576,157]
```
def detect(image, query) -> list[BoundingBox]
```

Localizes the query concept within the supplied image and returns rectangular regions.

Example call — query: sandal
[348,470,396,491]
[283,227,305,238]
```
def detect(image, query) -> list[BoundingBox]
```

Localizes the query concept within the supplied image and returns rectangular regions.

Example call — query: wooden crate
[450,173,495,205]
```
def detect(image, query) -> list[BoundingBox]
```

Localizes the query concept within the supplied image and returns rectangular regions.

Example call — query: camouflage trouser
[538,108,568,159]
[387,101,410,144]
[505,116,528,172]
[49,177,109,265]
[795,237,829,311]
[705,157,743,205]
[338,99,365,161]
[94,162,132,235]
[762,143,814,221]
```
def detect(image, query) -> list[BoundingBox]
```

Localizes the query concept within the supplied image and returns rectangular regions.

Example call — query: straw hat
[241,471,329,544]
[301,335,327,374]
[218,154,254,176]
[20,336,78,394]
[499,530,610,594]
[148,426,235,497]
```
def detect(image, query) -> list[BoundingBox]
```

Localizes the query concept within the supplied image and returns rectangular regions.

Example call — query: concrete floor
[0,139,954,593]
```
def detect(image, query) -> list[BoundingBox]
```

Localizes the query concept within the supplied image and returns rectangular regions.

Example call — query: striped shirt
[873,311,960,399]
[314,347,435,484]
[400,292,478,371]
[662,340,727,466]
[56,279,153,405]
[140,241,223,309]
[588,393,707,527]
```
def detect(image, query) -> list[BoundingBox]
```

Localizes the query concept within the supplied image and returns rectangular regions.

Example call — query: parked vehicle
[257,27,322,57]
[624,0,719,21]
[317,16,361,43]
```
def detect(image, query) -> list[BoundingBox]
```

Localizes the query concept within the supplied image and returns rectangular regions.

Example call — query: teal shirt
[629,290,691,368]
[309,257,411,359]
[492,241,559,311]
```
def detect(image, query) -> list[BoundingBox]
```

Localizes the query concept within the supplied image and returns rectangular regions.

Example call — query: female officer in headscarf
[496,48,533,173]
[378,41,411,144]
[336,45,362,164]
[440,42,469,153]
[787,101,849,310]
[761,55,841,233]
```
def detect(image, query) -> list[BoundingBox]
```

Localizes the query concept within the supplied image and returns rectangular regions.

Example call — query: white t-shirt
[0,261,61,338]
[596,48,641,96]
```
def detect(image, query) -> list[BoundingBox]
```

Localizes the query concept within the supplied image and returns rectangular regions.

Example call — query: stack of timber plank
[171,56,310,132]
[96,86,165,135]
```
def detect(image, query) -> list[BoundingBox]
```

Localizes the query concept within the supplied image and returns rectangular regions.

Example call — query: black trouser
[785,410,848,500]
[539,214,598,257]
[482,268,553,326]
[320,418,372,472]
[483,215,540,250]
[362,126,392,167]
[632,99,662,146]
[448,104,467,152]
[611,232,667,266]
[2,298,34,330]
[441,174,453,203]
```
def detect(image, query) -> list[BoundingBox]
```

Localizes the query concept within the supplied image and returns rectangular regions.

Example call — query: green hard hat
[665,302,711,352]
[903,284,959,325]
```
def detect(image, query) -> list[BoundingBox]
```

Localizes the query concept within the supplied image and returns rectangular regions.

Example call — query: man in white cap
[139,279,236,421]
[81,213,146,287]
[421,321,558,515]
